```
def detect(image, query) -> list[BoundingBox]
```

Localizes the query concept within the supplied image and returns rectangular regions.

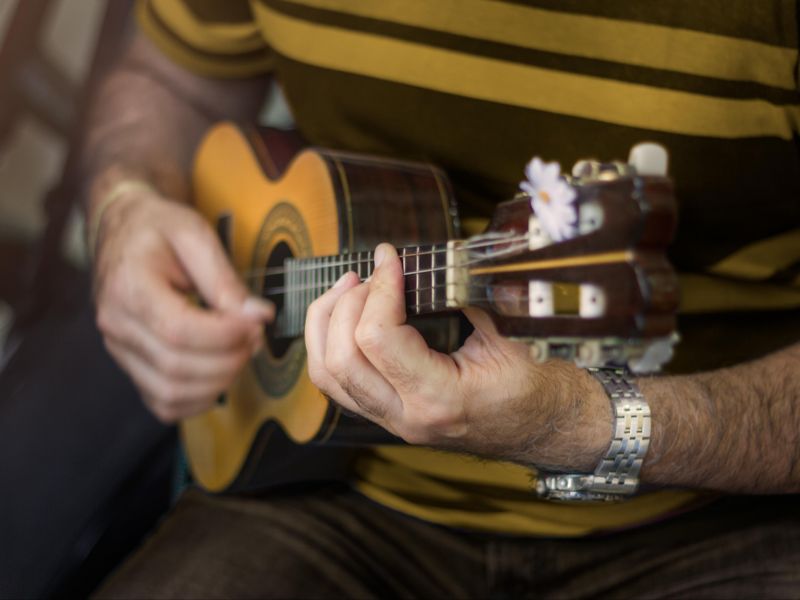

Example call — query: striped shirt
[138,0,800,535]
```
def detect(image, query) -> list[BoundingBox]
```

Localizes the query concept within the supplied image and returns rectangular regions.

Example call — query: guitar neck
[275,242,452,338]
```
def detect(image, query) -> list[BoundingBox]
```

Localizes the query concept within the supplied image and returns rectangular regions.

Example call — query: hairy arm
[305,244,800,494]
[639,342,800,493]
[83,29,268,210]
[82,29,274,422]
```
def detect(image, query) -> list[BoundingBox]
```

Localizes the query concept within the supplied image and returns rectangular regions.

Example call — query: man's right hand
[92,187,274,423]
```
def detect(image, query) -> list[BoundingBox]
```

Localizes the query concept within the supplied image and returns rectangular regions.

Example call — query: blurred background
[0,2,177,597]
[0,0,104,343]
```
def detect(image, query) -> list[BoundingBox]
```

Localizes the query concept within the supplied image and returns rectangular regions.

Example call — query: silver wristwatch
[535,367,651,502]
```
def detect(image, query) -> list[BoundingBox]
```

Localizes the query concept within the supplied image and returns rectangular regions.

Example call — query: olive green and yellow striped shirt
[138,0,800,536]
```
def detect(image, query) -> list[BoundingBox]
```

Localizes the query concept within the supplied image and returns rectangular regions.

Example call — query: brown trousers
[96,485,800,599]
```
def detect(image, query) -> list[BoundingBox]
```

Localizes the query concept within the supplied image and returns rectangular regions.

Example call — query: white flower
[519,157,577,242]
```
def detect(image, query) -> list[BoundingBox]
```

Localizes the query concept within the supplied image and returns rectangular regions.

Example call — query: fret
[281,258,292,332]
[435,244,447,313]
[309,258,314,322]
[400,247,411,314]
[296,258,302,334]
[298,259,304,334]
[321,255,327,295]
[317,257,321,299]
[318,256,323,299]
[316,256,321,298]
[287,258,295,336]
[304,259,311,328]
[281,259,288,337]
[415,245,421,315]
[416,244,433,315]
[313,257,318,300]
[367,250,373,280]
[430,245,437,312]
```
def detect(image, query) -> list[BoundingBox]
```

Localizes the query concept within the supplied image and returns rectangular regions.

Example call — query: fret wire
[293,259,298,335]
[284,260,289,336]
[304,259,309,331]
[291,260,294,335]
[309,258,315,319]
[303,259,309,330]
[415,245,420,316]
[431,242,437,311]
[327,257,331,293]
[304,258,309,328]
[283,260,288,336]
[400,246,409,314]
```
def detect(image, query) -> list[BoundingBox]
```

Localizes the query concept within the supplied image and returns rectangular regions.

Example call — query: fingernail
[333,272,351,288]
[374,245,386,269]
[242,297,274,320]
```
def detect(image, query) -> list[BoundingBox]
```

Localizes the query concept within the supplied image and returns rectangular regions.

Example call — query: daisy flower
[519,157,577,242]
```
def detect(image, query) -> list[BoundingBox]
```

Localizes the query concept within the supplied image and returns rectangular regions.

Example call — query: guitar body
[183,123,460,492]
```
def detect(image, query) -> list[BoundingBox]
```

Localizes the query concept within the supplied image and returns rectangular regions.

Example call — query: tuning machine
[527,334,678,373]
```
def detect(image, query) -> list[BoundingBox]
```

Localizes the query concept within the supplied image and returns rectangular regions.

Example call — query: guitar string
[239,233,532,280]
[264,280,467,297]
[273,282,555,306]
[245,241,532,291]
[247,232,530,275]
[274,288,570,329]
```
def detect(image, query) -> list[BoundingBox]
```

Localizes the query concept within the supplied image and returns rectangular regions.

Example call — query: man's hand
[93,188,274,423]
[305,243,611,471]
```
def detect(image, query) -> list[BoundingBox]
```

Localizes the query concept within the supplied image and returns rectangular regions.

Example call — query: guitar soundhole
[263,240,293,358]
[251,201,310,398]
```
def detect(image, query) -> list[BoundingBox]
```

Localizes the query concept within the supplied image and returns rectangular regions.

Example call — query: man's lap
[96,486,800,599]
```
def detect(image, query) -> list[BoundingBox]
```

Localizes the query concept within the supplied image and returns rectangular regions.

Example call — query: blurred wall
[0,0,105,257]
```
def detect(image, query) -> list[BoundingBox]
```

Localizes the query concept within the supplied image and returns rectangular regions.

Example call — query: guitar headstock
[450,144,679,372]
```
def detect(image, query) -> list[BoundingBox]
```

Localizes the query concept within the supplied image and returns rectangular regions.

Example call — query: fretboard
[275,243,450,338]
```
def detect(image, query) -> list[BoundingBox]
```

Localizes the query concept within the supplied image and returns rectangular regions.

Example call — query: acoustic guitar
[182,122,678,493]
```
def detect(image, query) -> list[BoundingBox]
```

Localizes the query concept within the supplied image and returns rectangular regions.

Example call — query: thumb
[169,213,274,321]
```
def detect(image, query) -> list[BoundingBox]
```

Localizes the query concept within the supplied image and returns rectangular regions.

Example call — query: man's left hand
[305,243,611,472]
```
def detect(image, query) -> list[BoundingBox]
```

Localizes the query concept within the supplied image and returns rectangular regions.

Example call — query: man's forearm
[638,342,800,493]
[81,31,268,216]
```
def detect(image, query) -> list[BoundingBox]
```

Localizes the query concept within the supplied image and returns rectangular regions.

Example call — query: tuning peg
[579,284,607,318]
[527,215,553,250]
[628,142,669,176]
[528,281,555,317]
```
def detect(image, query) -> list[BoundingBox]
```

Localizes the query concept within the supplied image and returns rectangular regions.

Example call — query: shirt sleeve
[136,0,273,78]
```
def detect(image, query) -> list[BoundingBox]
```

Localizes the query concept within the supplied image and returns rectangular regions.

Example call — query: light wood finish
[183,124,340,492]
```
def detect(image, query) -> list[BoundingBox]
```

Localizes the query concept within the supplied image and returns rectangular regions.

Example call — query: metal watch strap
[535,367,651,502]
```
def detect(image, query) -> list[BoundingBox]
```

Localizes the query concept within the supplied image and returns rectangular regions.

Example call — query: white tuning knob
[628,142,669,176]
